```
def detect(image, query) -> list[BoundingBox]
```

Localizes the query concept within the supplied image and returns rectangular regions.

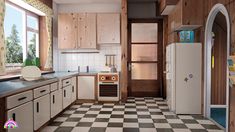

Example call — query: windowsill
[0,70,55,82]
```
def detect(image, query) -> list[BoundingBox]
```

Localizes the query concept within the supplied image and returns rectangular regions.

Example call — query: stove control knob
[111,76,116,81]
[101,76,106,81]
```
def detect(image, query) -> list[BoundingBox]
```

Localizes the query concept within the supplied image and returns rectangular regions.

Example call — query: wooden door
[58,13,78,49]
[97,13,120,44]
[128,21,163,97]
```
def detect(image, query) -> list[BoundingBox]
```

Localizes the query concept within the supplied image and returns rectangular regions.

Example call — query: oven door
[99,84,118,97]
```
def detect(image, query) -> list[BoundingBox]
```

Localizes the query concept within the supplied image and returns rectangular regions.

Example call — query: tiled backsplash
[53,44,121,72]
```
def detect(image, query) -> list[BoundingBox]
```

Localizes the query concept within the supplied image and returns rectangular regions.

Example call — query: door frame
[204,4,230,131]
[127,19,163,97]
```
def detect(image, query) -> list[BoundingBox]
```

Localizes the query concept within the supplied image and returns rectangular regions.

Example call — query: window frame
[4,0,40,72]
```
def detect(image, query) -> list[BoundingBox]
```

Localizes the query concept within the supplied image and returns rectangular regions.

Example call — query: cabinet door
[71,77,77,102]
[97,13,120,44]
[77,76,95,99]
[51,89,62,118]
[63,85,72,109]
[7,102,33,132]
[58,13,78,49]
[34,94,50,130]
[78,13,97,49]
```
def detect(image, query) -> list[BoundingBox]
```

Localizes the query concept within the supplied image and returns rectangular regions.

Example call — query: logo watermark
[4,119,18,129]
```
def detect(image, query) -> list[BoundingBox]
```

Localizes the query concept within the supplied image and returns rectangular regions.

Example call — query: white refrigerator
[166,43,202,114]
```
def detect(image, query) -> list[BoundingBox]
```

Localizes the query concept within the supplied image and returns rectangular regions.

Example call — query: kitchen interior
[0,0,235,132]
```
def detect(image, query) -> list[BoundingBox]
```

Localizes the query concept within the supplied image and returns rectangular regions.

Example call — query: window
[4,2,39,71]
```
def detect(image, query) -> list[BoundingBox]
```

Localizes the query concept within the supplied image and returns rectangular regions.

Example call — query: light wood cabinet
[77,76,95,100]
[78,13,97,49]
[58,13,78,49]
[7,102,33,132]
[97,13,120,44]
[58,13,97,49]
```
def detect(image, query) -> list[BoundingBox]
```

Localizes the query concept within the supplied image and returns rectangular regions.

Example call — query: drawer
[34,85,50,99]
[50,82,58,92]
[7,90,33,109]
[62,78,72,87]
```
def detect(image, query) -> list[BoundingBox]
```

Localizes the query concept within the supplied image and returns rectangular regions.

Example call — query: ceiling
[53,0,121,4]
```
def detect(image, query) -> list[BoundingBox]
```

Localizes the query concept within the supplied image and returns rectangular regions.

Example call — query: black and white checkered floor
[41,97,224,132]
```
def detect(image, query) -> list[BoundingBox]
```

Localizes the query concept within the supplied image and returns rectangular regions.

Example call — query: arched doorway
[204,3,230,131]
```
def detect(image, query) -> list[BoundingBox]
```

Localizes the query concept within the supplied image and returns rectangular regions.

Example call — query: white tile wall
[53,44,121,72]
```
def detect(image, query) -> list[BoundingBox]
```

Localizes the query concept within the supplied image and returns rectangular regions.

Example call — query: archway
[204,3,230,131]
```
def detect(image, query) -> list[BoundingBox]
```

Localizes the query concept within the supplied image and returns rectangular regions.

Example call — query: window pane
[27,32,39,59]
[27,15,39,30]
[4,4,25,64]
[131,23,158,43]
[131,63,158,80]
[132,44,158,61]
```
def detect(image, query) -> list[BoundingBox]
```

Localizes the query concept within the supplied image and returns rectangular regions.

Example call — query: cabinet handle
[40,90,46,93]
[18,97,27,101]
[64,90,66,97]
[72,86,74,92]
[37,102,39,113]
[66,81,69,84]
[53,95,55,104]
[12,113,16,121]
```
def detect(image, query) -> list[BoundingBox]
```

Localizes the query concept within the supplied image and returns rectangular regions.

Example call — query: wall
[53,2,121,72]
[162,0,235,113]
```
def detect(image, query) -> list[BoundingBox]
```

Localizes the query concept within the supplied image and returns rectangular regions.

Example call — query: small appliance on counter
[105,54,117,73]
[98,72,119,101]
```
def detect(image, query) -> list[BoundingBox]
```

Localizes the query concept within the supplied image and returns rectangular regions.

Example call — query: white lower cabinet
[50,89,62,118]
[77,76,95,99]
[7,101,33,132]
[71,77,77,102]
[33,94,50,130]
[63,85,72,109]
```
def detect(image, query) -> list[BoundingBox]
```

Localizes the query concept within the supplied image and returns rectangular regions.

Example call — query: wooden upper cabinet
[58,13,97,49]
[58,13,78,49]
[78,13,97,49]
[97,13,120,44]
[160,0,178,15]
[168,0,203,31]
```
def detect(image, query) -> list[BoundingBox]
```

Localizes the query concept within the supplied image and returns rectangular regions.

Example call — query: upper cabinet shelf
[160,0,178,15]
[97,13,120,44]
[167,0,203,31]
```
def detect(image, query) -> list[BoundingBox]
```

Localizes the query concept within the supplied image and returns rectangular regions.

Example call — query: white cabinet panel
[63,85,72,109]
[71,77,77,102]
[7,90,33,109]
[77,76,95,99]
[33,94,50,130]
[51,89,62,118]
[7,102,33,132]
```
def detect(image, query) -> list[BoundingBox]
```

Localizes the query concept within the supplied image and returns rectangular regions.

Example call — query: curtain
[0,0,5,75]
[23,0,53,69]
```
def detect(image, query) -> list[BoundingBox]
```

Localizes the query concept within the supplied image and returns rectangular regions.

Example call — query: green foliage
[5,24,23,63]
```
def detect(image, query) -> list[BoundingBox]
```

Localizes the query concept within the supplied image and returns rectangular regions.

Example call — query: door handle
[12,113,16,121]
[128,63,133,71]
[53,95,55,104]
[72,86,74,92]
[37,102,39,113]
[64,90,66,97]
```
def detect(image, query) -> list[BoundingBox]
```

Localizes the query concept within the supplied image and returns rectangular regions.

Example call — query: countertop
[0,71,98,98]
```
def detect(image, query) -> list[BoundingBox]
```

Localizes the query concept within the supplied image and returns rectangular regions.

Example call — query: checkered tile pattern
[41,98,224,132]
